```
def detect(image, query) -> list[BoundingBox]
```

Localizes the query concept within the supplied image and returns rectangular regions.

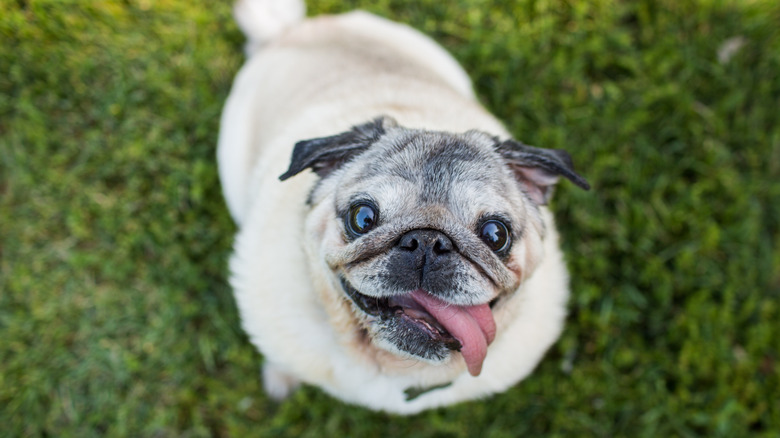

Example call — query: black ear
[496,139,590,205]
[279,116,397,181]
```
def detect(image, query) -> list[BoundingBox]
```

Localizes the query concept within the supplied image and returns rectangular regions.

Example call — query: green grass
[1,0,778,436]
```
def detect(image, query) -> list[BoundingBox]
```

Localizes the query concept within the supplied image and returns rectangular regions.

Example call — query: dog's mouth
[340,278,496,376]
[341,278,462,349]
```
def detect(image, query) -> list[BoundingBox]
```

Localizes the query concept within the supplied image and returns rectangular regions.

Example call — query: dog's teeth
[403,308,450,335]
[404,308,429,320]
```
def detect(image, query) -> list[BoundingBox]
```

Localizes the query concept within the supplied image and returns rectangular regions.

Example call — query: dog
[217,0,590,414]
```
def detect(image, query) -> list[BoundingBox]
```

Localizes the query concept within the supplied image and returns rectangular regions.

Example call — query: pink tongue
[410,290,496,376]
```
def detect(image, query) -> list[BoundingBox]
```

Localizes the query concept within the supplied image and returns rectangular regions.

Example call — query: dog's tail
[234,0,306,54]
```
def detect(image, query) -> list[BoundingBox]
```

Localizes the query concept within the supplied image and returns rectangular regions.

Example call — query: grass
[1,0,778,436]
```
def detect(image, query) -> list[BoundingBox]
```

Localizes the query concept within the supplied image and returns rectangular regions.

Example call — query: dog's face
[280,117,589,376]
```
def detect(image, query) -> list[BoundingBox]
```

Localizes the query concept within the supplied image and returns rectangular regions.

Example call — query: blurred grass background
[1,0,778,436]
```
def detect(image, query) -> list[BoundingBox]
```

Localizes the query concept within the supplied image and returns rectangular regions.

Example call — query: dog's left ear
[279,116,398,181]
[496,139,590,205]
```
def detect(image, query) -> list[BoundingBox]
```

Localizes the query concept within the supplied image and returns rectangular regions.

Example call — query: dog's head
[280,116,589,376]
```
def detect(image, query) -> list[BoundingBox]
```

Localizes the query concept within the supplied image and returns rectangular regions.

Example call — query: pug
[217,0,590,414]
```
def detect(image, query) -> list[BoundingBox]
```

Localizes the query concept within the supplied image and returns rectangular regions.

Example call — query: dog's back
[220,0,499,225]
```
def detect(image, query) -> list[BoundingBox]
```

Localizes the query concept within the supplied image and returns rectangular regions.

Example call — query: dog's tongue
[410,290,496,376]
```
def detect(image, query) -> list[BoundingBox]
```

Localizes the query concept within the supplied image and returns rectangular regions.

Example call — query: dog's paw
[262,362,301,401]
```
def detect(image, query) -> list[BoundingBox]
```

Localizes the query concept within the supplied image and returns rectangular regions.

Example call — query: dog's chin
[339,278,462,364]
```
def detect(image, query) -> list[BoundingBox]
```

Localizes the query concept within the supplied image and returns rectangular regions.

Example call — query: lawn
[1,0,778,436]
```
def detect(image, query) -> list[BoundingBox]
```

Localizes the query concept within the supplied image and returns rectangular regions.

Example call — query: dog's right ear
[279,116,398,181]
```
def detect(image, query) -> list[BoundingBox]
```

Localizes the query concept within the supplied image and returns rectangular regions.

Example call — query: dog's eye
[347,203,378,236]
[479,220,510,253]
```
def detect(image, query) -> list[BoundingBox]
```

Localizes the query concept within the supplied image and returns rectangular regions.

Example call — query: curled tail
[234,0,306,54]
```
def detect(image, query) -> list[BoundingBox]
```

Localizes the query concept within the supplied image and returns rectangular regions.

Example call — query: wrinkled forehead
[339,131,515,221]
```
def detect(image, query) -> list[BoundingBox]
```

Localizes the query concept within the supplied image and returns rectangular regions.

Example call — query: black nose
[397,229,454,257]
[391,229,457,292]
